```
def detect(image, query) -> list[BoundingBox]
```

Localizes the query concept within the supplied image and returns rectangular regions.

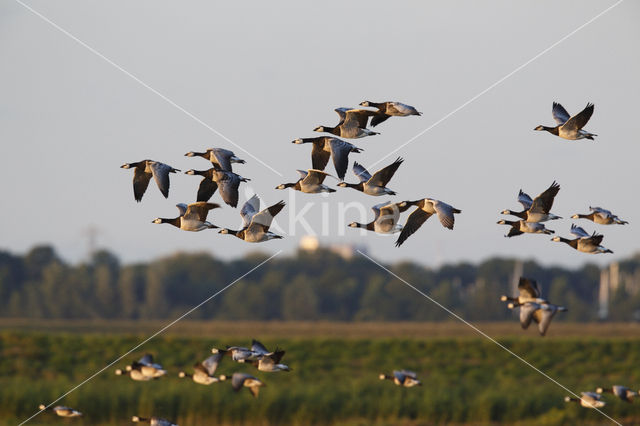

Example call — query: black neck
[344,182,364,191]
[542,126,559,135]
[160,217,181,228]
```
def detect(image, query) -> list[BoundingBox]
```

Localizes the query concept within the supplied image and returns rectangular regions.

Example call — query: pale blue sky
[1,0,638,268]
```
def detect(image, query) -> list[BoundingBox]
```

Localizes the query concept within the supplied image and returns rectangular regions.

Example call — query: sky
[1,0,638,269]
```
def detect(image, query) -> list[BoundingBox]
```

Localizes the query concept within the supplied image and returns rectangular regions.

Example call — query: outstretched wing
[150,161,174,199]
[518,277,541,299]
[529,181,560,214]
[311,139,331,171]
[562,103,594,131]
[431,200,459,230]
[196,176,218,202]
[302,169,332,186]
[352,162,372,183]
[251,339,270,355]
[517,190,533,210]
[329,139,358,180]
[132,166,152,202]
[241,195,261,227]
[184,202,220,222]
[519,302,539,329]
[369,157,403,186]
[248,201,285,233]
[552,102,571,125]
[570,224,590,238]
[370,113,390,127]
[395,207,432,247]
[201,353,224,376]
[211,149,234,172]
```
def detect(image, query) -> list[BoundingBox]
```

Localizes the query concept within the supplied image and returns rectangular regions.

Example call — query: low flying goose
[292,136,363,180]
[276,169,336,193]
[510,301,567,336]
[395,198,462,247]
[152,202,220,231]
[185,167,250,207]
[500,277,548,305]
[250,339,290,372]
[379,370,421,387]
[231,372,265,398]
[565,392,606,408]
[127,354,166,378]
[179,352,226,385]
[501,182,562,223]
[551,224,613,254]
[596,386,637,402]
[184,148,245,172]
[497,219,554,237]
[349,201,410,234]
[314,108,379,139]
[219,195,285,242]
[535,102,597,140]
[572,206,628,225]
[38,405,82,417]
[216,346,260,363]
[338,158,403,196]
[132,416,178,426]
[359,101,422,127]
[120,160,180,202]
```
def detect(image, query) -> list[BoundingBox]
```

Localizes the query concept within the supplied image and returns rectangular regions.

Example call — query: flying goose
[276,169,336,193]
[509,301,567,336]
[152,202,220,231]
[497,219,554,237]
[38,405,82,417]
[120,160,180,202]
[395,198,462,247]
[359,101,422,127]
[185,167,250,207]
[500,277,548,305]
[338,158,403,196]
[571,206,628,225]
[115,365,154,381]
[292,136,363,180]
[231,372,265,398]
[250,339,290,372]
[127,354,166,378]
[551,224,613,254]
[501,182,562,223]
[565,392,606,408]
[184,148,245,172]
[596,386,637,402]
[348,201,411,234]
[535,102,597,140]
[314,108,379,139]
[219,196,285,242]
[215,346,260,363]
[132,416,178,426]
[178,352,227,385]
[379,370,421,387]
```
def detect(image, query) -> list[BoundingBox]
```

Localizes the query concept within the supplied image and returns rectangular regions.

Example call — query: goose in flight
[535,102,596,140]
[185,167,250,207]
[314,108,379,139]
[395,198,461,247]
[500,277,548,305]
[571,206,628,225]
[348,201,411,234]
[596,386,637,402]
[231,372,265,398]
[359,101,422,127]
[276,169,336,193]
[565,392,605,408]
[120,160,180,202]
[510,301,567,336]
[551,224,613,254]
[126,354,166,379]
[38,405,82,417]
[132,416,178,425]
[179,352,226,385]
[292,136,363,180]
[338,158,403,196]
[497,219,554,237]
[152,202,220,231]
[379,370,422,387]
[251,340,290,372]
[219,195,285,242]
[501,182,562,223]
[184,148,245,172]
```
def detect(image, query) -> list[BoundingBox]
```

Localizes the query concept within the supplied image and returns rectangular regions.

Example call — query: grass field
[2,322,640,426]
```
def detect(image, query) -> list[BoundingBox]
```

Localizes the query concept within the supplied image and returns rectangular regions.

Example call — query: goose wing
[517,190,533,210]
[585,232,605,247]
[251,339,270,355]
[352,162,372,183]
[519,302,539,329]
[241,195,261,227]
[201,353,224,376]
[334,108,348,126]
[552,102,571,125]
[536,304,558,336]
[216,173,242,208]
[196,174,218,202]
[231,372,248,391]
[302,169,332,186]
[529,181,560,214]
[336,108,374,129]
[371,201,391,220]
[184,202,220,222]
[395,207,433,247]
[328,139,357,180]
[398,369,418,379]
[517,277,541,299]
[149,161,175,199]
[570,224,590,238]
[370,113,391,127]
[311,139,331,171]
[392,370,407,383]
[589,206,612,217]
[430,199,459,230]
[210,148,234,171]
[378,203,401,228]
[175,203,189,217]
[132,164,153,202]
[562,103,594,131]
[138,354,154,366]
[248,200,285,234]
[368,157,403,186]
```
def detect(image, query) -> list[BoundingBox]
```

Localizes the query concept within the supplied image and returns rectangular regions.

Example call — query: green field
[2,322,640,426]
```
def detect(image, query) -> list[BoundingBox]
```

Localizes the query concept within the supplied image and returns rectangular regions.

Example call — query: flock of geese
[38,100,629,422]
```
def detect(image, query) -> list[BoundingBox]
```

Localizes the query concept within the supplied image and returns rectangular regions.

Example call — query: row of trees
[1,245,639,321]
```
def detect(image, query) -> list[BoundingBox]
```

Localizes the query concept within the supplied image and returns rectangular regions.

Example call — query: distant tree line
[1,245,639,321]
